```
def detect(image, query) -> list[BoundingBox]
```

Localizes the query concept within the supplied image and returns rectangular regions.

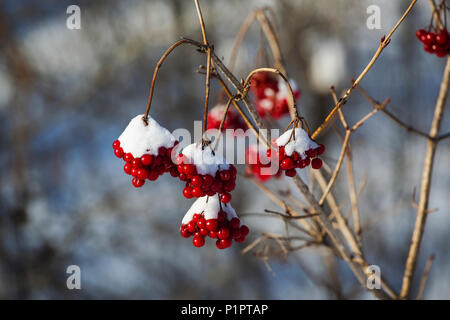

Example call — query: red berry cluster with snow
[177,143,236,203]
[250,72,300,119]
[270,127,325,177]
[416,28,450,57]
[180,196,249,249]
[207,104,247,132]
[113,115,179,188]
[245,143,281,182]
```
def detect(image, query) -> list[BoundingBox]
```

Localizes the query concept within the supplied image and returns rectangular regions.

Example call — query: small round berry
[187,221,196,233]
[191,176,203,187]
[183,187,193,199]
[240,225,250,237]
[141,154,153,166]
[220,192,232,204]
[199,228,209,236]
[158,147,167,156]
[137,168,148,180]
[311,158,323,170]
[229,165,237,177]
[192,214,201,222]
[285,169,297,177]
[131,168,138,178]
[316,144,326,155]
[416,29,426,40]
[112,140,120,149]
[169,167,179,177]
[229,217,240,229]
[132,178,145,188]
[218,226,231,240]
[281,158,295,170]
[206,219,219,231]
[305,148,317,158]
[209,230,218,238]
[235,236,246,243]
[223,180,236,192]
[220,238,232,249]
[436,29,449,45]
[216,239,224,249]
[232,228,241,239]
[131,158,142,168]
[197,217,206,229]
[123,153,134,163]
[211,180,223,193]
[148,170,159,181]
[180,229,191,238]
[425,32,436,45]
[219,170,231,181]
[183,164,195,175]
[203,175,213,186]
[124,163,132,175]
[191,186,203,198]
[114,147,124,158]
[193,235,205,248]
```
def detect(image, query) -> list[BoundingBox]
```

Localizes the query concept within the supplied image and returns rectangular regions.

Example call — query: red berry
[416,29,426,40]
[232,228,241,239]
[193,235,205,247]
[220,192,232,203]
[316,144,326,155]
[305,148,317,158]
[187,221,196,233]
[183,164,195,174]
[114,147,124,158]
[436,29,449,45]
[216,239,224,249]
[436,48,447,57]
[131,158,142,168]
[311,158,323,169]
[229,217,240,229]
[112,140,120,149]
[169,167,179,177]
[132,178,145,188]
[123,153,134,163]
[124,163,132,175]
[137,168,148,180]
[191,175,203,187]
[183,187,193,199]
[158,147,167,156]
[220,238,232,249]
[229,165,237,177]
[425,32,436,45]
[281,158,294,170]
[240,225,250,236]
[191,186,203,198]
[218,226,230,240]
[206,219,218,231]
[131,168,138,177]
[199,228,209,236]
[192,213,200,222]
[148,170,159,181]
[223,180,236,192]
[197,217,206,229]
[209,230,218,238]
[203,175,213,186]
[180,228,191,238]
[235,236,246,243]
[141,154,153,166]
[211,180,223,193]
[285,169,297,177]
[219,170,231,181]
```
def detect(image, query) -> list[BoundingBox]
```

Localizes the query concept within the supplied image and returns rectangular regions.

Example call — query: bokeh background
[0,0,449,299]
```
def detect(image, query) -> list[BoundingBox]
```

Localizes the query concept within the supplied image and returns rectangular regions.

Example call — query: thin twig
[416,254,435,300]
[400,56,450,299]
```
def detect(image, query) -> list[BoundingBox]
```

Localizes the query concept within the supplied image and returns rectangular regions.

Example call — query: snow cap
[182,196,238,224]
[275,128,318,157]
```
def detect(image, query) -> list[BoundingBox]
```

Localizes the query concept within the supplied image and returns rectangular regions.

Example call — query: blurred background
[0,0,449,299]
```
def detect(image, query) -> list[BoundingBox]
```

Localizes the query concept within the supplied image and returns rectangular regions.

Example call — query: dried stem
[416,254,435,300]
[400,56,450,299]
[311,0,418,139]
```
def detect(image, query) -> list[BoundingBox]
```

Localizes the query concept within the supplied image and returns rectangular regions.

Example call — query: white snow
[275,128,318,157]
[181,143,230,176]
[118,114,177,157]
[277,78,298,101]
[182,196,238,224]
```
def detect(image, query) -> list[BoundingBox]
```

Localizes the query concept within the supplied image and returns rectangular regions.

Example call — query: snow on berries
[272,127,325,177]
[245,143,281,182]
[113,114,179,188]
[180,196,249,249]
[207,104,247,132]
[250,71,301,119]
[177,143,237,202]
[416,28,450,57]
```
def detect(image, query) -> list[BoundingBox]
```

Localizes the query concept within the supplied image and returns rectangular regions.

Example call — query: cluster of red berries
[180,211,249,249]
[207,104,247,132]
[416,28,450,57]
[176,154,237,203]
[113,140,179,188]
[269,144,325,178]
[245,145,281,182]
[250,72,300,119]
